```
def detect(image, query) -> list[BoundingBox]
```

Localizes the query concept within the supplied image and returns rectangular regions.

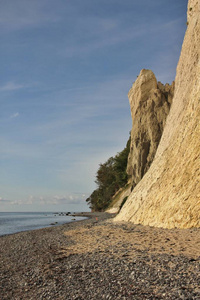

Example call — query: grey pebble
[0,213,199,300]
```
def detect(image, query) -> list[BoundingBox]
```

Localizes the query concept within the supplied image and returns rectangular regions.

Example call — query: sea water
[0,212,86,236]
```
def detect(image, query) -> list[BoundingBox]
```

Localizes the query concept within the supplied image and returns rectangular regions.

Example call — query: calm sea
[0,212,86,236]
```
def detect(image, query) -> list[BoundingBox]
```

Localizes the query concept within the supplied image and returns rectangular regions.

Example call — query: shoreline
[0,212,199,299]
[0,211,91,238]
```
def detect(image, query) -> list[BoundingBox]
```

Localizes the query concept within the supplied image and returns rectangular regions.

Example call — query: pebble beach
[0,212,199,299]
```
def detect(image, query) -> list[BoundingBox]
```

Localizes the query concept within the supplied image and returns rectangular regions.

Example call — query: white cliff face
[106,185,131,214]
[127,69,174,187]
[115,0,200,229]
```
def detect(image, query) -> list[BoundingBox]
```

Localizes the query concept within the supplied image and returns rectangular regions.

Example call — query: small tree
[86,135,131,211]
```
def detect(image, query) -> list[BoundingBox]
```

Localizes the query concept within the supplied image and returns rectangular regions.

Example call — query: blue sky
[0,0,188,212]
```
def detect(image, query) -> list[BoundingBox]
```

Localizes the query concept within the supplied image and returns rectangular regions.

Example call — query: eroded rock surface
[115,0,200,228]
[127,69,174,188]
[106,184,131,214]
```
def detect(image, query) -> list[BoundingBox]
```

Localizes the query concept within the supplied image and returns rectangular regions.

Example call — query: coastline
[0,212,88,237]
[0,212,199,299]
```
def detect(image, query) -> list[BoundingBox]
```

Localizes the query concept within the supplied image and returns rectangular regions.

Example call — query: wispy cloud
[0,137,43,160]
[0,0,187,212]
[10,195,33,206]
[39,194,87,206]
[7,194,87,207]
[62,14,185,59]
[0,82,25,92]
[0,0,59,32]
[1,194,87,207]
[0,197,11,203]
[10,112,19,119]
[54,195,85,205]
[63,24,147,58]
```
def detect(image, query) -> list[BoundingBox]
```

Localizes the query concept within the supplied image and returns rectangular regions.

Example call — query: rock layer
[127,69,174,188]
[115,0,200,228]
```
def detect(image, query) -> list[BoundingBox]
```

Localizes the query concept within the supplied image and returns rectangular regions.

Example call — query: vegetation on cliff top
[86,136,130,211]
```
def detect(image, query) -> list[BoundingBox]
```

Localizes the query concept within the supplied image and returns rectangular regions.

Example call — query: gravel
[0,212,199,300]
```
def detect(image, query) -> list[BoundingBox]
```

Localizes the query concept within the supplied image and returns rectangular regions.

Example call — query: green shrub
[86,135,131,211]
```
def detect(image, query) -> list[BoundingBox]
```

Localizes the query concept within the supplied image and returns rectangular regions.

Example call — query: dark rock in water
[50,222,58,225]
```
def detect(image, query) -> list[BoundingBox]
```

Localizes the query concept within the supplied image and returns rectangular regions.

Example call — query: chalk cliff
[127,69,174,188]
[115,0,200,228]
[106,184,131,214]
[107,71,174,214]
